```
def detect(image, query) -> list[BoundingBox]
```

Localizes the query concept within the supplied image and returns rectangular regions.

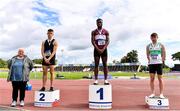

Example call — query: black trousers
[12,81,27,101]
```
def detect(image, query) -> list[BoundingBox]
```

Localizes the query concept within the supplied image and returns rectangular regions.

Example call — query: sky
[0,0,180,67]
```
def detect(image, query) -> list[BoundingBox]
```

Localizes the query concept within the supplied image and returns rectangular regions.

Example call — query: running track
[0,78,180,110]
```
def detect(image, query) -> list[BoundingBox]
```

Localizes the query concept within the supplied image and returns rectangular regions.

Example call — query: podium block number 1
[96,88,104,100]
[39,93,45,101]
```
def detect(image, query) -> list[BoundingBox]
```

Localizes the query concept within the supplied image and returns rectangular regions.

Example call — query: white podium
[89,84,112,109]
[145,96,169,109]
[34,90,60,107]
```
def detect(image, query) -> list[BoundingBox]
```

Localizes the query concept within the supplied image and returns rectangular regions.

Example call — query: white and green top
[147,42,163,64]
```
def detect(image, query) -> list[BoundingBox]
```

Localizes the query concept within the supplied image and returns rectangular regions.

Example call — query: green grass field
[0,71,176,80]
[0,71,149,80]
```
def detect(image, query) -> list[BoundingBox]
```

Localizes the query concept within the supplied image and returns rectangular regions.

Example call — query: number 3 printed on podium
[157,100,162,105]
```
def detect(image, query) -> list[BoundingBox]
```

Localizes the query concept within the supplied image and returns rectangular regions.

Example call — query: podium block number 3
[96,88,104,100]
[39,93,45,101]
[157,100,162,106]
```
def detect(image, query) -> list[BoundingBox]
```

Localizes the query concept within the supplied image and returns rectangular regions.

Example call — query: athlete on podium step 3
[40,29,58,91]
[91,18,110,85]
[146,33,166,99]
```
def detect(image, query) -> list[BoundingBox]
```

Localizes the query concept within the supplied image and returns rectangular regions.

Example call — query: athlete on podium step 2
[40,29,58,91]
[91,18,110,85]
[146,33,166,99]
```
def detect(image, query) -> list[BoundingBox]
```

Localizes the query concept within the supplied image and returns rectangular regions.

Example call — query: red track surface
[0,78,180,110]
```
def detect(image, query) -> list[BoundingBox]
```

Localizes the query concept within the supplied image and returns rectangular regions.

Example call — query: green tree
[120,56,128,63]
[120,50,139,63]
[32,58,58,64]
[0,58,7,68]
[172,52,180,61]
[112,60,120,64]
[32,59,43,64]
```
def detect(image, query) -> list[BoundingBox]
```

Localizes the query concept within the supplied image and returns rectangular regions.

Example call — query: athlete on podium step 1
[40,29,58,91]
[146,33,166,99]
[91,18,110,85]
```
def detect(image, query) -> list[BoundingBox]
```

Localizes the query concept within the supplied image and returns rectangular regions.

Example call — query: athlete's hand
[47,58,51,61]
[162,58,166,62]
[45,58,50,64]
[98,49,104,54]
[101,48,106,52]
[99,48,106,54]
[95,48,101,54]
[163,61,165,65]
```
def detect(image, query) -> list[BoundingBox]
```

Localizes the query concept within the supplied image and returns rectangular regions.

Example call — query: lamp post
[61,49,64,72]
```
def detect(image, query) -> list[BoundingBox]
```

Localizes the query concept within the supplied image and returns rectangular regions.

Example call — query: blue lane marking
[89,101,112,104]
[35,100,60,104]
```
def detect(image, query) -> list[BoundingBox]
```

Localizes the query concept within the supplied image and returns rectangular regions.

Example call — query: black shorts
[148,64,163,75]
[94,48,108,57]
[42,56,56,66]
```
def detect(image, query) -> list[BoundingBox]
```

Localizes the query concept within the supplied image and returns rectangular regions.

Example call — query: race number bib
[98,40,106,45]
[150,50,161,60]
[151,54,158,60]
[95,35,106,46]
[44,50,51,56]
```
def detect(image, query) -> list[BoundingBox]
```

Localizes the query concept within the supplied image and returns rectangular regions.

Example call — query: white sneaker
[11,101,16,107]
[93,80,98,85]
[20,100,24,107]
[104,80,110,85]
[149,94,155,98]
[159,94,165,99]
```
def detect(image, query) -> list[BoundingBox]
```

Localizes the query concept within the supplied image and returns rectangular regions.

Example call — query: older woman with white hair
[7,48,33,107]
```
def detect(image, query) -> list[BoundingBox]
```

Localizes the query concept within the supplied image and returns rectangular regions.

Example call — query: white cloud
[0,0,180,67]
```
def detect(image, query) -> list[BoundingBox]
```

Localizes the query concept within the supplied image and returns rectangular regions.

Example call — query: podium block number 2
[157,100,162,106]
[96,88,104,100]
[39,93,45,101]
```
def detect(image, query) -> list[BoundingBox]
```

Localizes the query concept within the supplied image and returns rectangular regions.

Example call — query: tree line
[113,50,180,64]
[0,51,180,68]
